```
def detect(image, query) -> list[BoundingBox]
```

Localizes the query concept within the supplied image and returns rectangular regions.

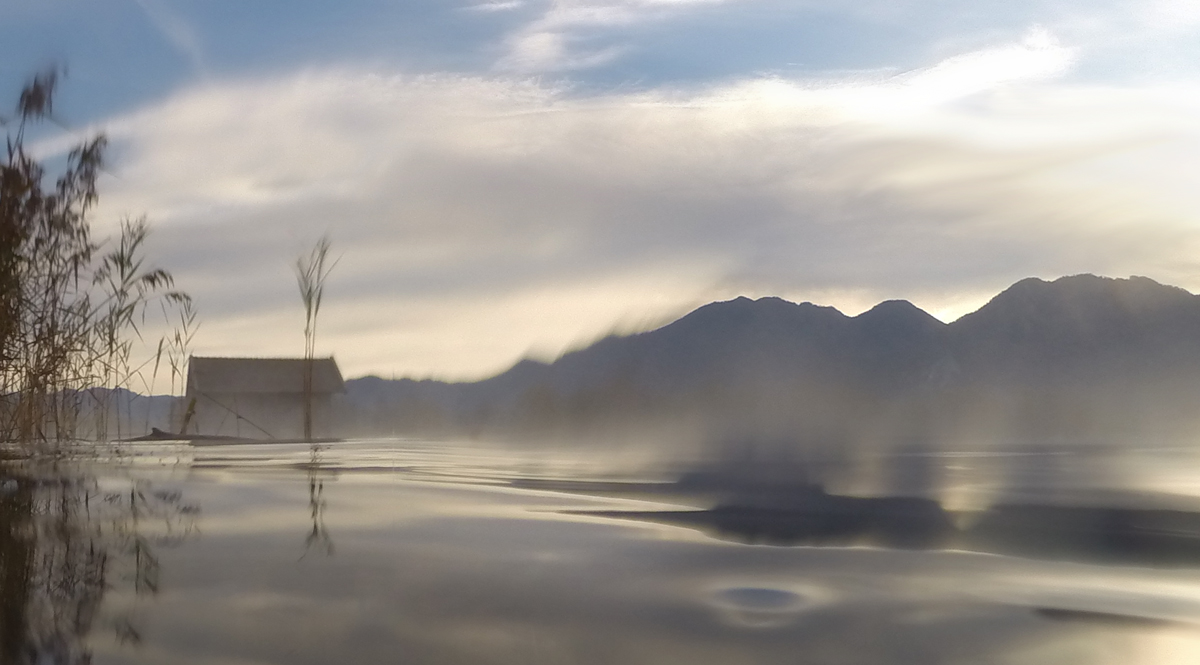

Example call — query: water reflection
[575,491,1200,567]
[3,440,1200,665]
[302,444,335,558]
[537,446,1200,567]
[1033,607,1181,627]
[0,455,198,664]
[708,586,821,629]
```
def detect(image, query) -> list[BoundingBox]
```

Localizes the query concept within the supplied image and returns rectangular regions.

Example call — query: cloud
[480,0,1200,88]
[495,0,733,72]
[897,27,1075,104]
[462,1,526,12]
[498,31,629,72]
[90,35,1200,379]
[132,0,208,77]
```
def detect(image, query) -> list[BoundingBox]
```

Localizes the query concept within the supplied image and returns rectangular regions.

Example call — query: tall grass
[0,69,190,447]
[294,236,336,441]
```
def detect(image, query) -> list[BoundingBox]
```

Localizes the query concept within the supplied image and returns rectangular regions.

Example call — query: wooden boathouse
[183,356,345,439]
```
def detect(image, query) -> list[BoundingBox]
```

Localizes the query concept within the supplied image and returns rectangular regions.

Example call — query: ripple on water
[708,585,827,629]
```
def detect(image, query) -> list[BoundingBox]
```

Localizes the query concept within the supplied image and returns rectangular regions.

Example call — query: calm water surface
[4,439,1200,664]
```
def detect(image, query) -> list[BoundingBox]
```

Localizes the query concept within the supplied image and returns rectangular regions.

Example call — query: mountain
[339,275,1200,446]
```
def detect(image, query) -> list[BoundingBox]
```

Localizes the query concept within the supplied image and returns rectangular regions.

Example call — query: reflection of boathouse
[184,357,345,439]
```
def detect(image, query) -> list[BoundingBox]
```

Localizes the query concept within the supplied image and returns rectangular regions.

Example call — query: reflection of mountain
[342,275,1200,444]
[580,496,1200,567]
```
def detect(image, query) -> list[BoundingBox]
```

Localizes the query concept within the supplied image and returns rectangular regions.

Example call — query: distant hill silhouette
[340,275,1200,446]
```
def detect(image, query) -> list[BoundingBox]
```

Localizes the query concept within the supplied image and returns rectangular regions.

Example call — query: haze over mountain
[341,275,1200,448]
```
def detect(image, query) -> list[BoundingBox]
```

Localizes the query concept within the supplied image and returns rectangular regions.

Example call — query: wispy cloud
[462,1,525,12]
[896,27,1075,105]
[495,0,733,72]
[92,34,1200,378]
[132,0,207,77]
[498,31,628,72]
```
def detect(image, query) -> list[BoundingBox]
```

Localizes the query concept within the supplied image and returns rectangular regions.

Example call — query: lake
[4,438,1200,664]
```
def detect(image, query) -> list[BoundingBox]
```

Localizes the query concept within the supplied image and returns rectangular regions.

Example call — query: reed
[0,69,190,447]
[294,236,336,442]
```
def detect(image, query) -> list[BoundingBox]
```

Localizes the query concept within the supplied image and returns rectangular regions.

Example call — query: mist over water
[4,0,1200,655]
[8,278,1200,662]
[5,438,1200,664]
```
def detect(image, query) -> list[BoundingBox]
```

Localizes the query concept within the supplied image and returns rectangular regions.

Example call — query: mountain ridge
[341,274,1200,444]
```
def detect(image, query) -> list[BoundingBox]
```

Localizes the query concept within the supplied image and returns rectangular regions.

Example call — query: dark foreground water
[4,439,1200,664]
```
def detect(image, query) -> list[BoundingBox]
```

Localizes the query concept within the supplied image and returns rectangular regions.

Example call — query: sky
[3,0,1200,382]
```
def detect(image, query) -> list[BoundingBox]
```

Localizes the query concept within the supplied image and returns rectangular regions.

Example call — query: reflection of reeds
[302,445,335,559]
[0,459,199,664]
